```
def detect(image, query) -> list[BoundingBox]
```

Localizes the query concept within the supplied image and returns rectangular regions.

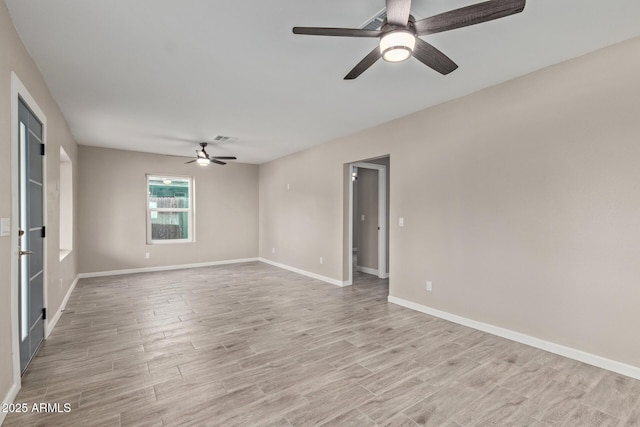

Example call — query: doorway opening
[347,157,389,288]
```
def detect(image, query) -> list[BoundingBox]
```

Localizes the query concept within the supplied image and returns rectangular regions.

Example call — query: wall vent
[361,9,387,30]
[213,135,238,143]
[360,8,420,30]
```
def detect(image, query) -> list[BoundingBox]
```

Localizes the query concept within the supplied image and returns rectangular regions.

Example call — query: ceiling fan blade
[344,47,382,80]
[185,159,197,164]
[414,0,526,36]
[386,0,412,26]
[293,27,382,38]
[212,156,237,160]
[212,159,227,165]
[412,38,458,75]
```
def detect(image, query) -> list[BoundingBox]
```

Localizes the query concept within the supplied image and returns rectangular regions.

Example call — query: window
[59,147,73,259]
[146,175,193,244]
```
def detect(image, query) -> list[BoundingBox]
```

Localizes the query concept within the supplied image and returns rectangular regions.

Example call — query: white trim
[350,161,388,281]
[377,166,387,279]
[146,174,194,244]
[78,258,259,278]
[388,296,640,381]
[347,164,356,287]
[0,382,21,425]
[45,275,79,338]
[356,265,379,276]
[259,258,350,287]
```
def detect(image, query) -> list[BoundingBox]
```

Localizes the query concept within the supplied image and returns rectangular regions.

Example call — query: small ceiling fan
[185,143,237,166]
[293,0,526,79]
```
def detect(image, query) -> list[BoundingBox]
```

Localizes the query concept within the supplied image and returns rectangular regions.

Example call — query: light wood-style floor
[4,262,640,426]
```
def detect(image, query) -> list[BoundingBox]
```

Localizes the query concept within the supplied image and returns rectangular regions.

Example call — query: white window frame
[59,146,73,260]
[146,174,194,244]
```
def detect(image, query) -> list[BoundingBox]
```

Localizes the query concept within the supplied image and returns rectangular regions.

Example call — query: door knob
[19,250,33,256]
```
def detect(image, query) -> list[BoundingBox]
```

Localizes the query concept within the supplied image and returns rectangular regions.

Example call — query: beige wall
[259,36,640,368]
[77,146,259,273]
[0,1,78,408]
[260,151,346,278]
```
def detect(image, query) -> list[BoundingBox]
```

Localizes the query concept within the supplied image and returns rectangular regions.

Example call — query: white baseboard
[388,296,640,380]
[356,265,379,276]
[258,258,349,287]
[1,382,20,425]
[45,275,79,338]
[77,258,259,279]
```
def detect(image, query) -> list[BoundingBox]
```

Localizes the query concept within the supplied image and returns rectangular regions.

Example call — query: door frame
[10,72,48,386]
[347,161,388,286]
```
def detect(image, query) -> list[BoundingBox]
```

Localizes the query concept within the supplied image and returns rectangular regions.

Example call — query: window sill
[60,249,72,261]
[147,239,193,245]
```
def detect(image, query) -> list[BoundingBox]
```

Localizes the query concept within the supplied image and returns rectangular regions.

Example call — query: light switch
[399,217,404,227]
[0,218,10,237]
[361,214,365,221]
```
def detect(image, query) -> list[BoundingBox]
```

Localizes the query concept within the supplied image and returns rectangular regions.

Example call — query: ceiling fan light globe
[382,47,412,62]
[380,30,415,63]
[196,157,210,166]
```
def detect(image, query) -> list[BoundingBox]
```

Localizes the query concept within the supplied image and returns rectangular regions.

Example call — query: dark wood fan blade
[293,27,382,38]
[211,156,237,160]
[415,0,525,36]
[344,47,382,80]
[412,38,458,75]
[386,0,412,26]
[212,159,227,165]
[185,159,197,164]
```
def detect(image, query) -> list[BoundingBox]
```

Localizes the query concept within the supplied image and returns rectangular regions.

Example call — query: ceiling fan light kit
[184,142,237,167]
[292,0,526,79]
[380,30,415,62]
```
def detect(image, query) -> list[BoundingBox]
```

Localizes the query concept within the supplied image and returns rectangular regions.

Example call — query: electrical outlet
[399,217,404,227]
[272,247,276,254]
[426,281,433,292]
[320,257,323,264]
[145,252,150,259]
[361,214,365,221]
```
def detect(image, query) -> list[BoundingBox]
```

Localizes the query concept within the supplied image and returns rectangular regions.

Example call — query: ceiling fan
[185,143,237,166]
[292,0,526,80]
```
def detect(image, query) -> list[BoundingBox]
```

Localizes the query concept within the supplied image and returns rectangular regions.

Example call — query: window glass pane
[150,212,189,240]
[148,177,189,209]
[147,175,193,243]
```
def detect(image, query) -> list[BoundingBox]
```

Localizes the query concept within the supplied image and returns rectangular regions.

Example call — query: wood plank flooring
[4,262,640,426]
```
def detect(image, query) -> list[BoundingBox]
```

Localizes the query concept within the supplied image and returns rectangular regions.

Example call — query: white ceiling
[5,0,640,164]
